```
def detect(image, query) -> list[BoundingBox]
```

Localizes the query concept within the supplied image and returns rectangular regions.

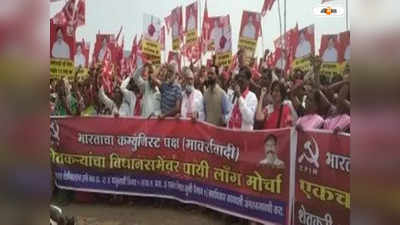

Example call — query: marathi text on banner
[50,58,75,79]
[142,39,161,57]
[292,58,312,73]
[238,37,257,56]
[216,52,232,67]
[294,130,350,225]
[320,62,342,77]
[50,117,292,224]
[144,54,161,66]
[173,38,180,51]
[186,30,198,45]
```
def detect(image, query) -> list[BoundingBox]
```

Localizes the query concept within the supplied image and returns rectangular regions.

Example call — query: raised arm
[98,86,115,112]
[120,75,132,97]
[256,87,267,122]
[132,66,146,91]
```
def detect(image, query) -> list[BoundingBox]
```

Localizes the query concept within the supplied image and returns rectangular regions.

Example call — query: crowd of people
[49,48,350,225]
[50,48,350,133]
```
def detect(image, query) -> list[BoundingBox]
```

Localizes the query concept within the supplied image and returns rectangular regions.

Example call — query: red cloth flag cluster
[261,0,276,17]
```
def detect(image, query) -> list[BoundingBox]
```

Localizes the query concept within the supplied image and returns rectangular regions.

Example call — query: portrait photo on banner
[214,15,232,53]
[50,20,75,60]
[239,11,261,41]
[294,25,315,59]
[319,34,340,63]
[259,134,285,169]
[171,6,183,40]
[185,1,198,33]
[74,40,90,68]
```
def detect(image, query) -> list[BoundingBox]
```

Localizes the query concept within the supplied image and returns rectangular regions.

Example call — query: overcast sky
[50,0,349,60]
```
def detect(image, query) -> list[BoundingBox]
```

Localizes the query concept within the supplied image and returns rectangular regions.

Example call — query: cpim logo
[314,6,344,17]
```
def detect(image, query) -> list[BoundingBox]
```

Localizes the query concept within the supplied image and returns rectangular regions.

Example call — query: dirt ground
[59,197,246,225]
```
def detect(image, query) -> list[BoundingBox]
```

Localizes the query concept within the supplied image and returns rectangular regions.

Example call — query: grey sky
[50,0,349,61]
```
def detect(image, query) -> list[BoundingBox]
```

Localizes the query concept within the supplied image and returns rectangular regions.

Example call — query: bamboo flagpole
[345,0,349,30]
[277,0,283,77]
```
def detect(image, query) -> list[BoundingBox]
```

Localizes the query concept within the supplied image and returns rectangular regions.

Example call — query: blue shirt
[160,82,182,114]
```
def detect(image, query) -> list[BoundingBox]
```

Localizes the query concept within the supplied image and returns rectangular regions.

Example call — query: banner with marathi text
[319,34,342,77]
[294,130,350,225]
[185,1,198,45]
[50,117,292,224]
[214,15,232,67]
[142,14,162,65]
[238,11,261,56]
[292,25,314,74]
[171,6,183,50]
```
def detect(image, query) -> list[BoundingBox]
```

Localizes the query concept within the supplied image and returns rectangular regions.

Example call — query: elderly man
[74,43,86,68]
[151,64,182,119]
[242,14,256,40]
[322,37,338,62]
[52,27,70,59]
[180,69,205,121]
[295,31,312,58]
[133,63,161,118]
[98,75,137,117]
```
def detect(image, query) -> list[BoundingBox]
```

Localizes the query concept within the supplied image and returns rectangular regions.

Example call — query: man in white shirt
[74,44,86,68]
[98,38,109,63]
[187,7,196,32]
[259,134,285,169]
[242,15,256,40]
[322,37,338,62]
[52,28,70,59]
[227,67,258,131]
[180,69,205,121]
[98,76,136,117]
[295,31,312,58]
[133,64,162,118]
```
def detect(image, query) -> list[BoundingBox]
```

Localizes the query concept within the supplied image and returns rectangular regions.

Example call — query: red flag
[171,7,183,41]
[261,0,276,17]
[51,0,74,25]
[274,23,298,60]
[165,14,172,34]
[185,1,198,33]
[131,34,138,56]
[115,26,123,43]
[102,47,113,93]
[201,0,209,53]
[75,0,85,27]
[160,26,166,50]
